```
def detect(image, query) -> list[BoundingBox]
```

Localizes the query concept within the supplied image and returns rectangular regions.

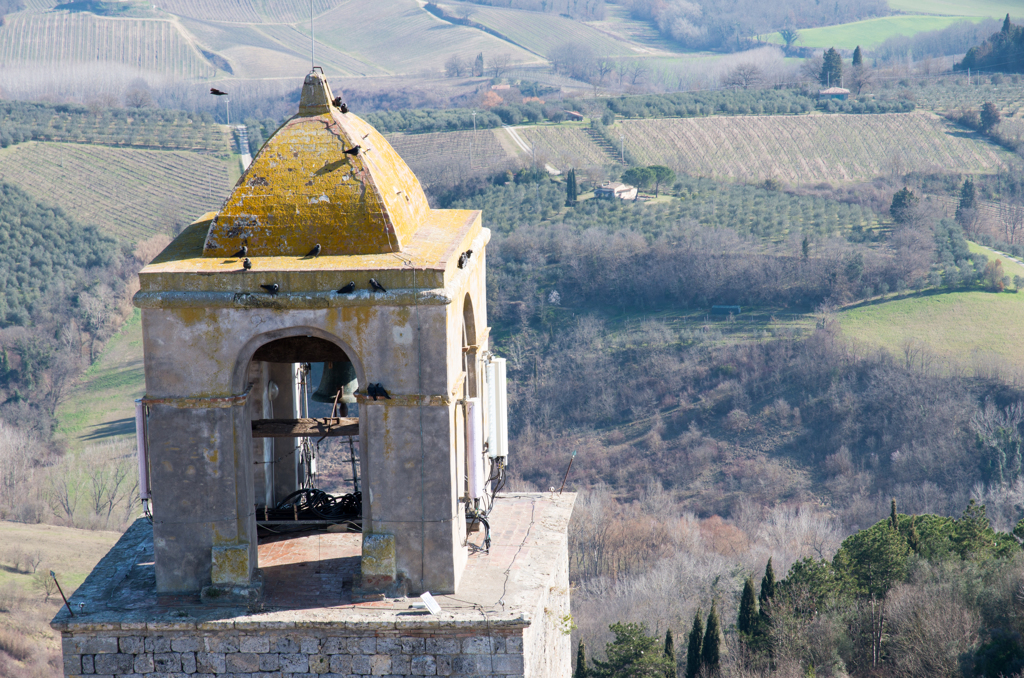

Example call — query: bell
[311,361,358,404]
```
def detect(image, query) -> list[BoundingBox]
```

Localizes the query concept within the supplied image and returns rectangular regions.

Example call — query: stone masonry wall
[61,628,528,678]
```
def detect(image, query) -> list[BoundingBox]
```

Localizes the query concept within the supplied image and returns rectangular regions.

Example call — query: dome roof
[202,71,430,258]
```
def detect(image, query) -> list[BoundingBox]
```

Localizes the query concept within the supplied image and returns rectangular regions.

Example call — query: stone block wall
[60,627,528,678]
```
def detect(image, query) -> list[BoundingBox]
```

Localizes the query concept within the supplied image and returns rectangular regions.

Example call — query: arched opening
[237,330,367,605]
[238,332,364,515]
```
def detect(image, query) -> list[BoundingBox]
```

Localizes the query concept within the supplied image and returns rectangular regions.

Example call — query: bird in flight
[260,283,279,294]
[242,258,252,270]
[343,145,361,156]
[210,88,228,96]
[308,243,322,257]
[337,281,356,294]
[369,278,386,293]
[233,246,247,258]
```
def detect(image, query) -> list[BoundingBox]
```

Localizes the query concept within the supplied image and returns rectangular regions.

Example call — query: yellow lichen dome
[202,71,430,258]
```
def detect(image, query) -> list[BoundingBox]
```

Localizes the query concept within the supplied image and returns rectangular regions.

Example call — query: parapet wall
[61,627,526,677]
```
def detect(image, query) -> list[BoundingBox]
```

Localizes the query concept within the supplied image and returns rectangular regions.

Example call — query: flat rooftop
[52,493,574,633]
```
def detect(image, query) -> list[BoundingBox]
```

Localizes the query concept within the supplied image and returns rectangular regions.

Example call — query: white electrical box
[485,357,508,459]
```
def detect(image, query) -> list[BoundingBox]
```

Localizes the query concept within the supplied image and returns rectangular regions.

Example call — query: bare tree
[779,26,800,51]
[627,60,649,86]
[490,52,513,79]
[722,63,764,89]
[124,88,153,109]
[549,42,595,81]
[444,54,467,78]
[849,64,873,94]
[1000,201,1024,245]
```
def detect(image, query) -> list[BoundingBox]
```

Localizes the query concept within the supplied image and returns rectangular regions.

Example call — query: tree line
[956,15,1024,74]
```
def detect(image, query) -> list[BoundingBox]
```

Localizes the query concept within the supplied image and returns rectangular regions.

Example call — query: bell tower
[134,71,495,596]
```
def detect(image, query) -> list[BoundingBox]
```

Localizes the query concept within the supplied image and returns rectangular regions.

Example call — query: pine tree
[738,577,758,636]
[685,610,703,678]
[852,45,863,67]
[665,629,675,678]
[702,601,721,676]
[575,639,588,678]
[820,47,843,87]
[890,187,919,224]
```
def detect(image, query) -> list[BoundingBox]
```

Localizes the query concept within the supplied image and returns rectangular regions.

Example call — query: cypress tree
[956,178,976,228]
[908,516,921,554]
[890,497,898,531]
[665,629,675,678]
[852,45,863,67]
[702,601,721,676]
[759,557,776,606]
[1003,13,1011,33]
[685,609,703,678]
[738,577,758,636]
[574,639,588,678]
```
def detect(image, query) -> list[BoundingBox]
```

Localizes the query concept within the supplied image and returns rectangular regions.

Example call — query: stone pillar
[361,401,465,595]
[146,397,257,593]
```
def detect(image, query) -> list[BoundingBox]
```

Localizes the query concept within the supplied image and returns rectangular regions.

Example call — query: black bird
[343,145,361,156]
[233,245,247,258]
[332,97,348,113]
[210,88,228,96]
[308,243,322,257]
[367,383,392,401]
[369,278,386,293]
[260,283,279,295]
[337,281,356,294]
[458,249,473,269]
[242,258,252,270]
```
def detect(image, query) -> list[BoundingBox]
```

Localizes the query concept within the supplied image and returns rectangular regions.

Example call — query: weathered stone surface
[226,652,260,672]
[280,653,309,673]
[240,636,271,653]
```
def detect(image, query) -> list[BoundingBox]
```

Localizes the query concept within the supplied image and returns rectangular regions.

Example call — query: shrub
[0,629,33,662]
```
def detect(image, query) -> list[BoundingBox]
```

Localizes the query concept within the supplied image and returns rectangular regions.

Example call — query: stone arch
[231,325,365,395]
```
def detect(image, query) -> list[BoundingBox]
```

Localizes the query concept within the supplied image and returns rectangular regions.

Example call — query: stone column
[145,395,256,593]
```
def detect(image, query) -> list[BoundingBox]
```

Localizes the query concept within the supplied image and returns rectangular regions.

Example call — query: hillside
[482,112,1010,184]
[0,142,235,240]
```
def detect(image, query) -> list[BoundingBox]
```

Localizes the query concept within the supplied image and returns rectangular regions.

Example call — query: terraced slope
[615,112,1008,185]
[0,142,234,241]
[0,11,210,78]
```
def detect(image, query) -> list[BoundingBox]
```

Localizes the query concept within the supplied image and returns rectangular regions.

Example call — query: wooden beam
[252,417,358,438]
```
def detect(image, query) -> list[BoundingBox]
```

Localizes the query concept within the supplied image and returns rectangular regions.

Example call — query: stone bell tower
[134,71,491,596]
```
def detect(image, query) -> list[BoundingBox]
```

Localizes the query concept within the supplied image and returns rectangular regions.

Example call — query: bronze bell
[311,361,358,404]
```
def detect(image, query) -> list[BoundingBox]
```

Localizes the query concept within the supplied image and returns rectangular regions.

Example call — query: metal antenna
[310,0,314,70]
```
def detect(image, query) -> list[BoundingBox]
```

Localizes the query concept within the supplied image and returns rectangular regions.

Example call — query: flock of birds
[233,243,389,295]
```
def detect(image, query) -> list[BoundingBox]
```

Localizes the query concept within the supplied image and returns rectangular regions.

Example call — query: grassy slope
[56,310,145,449]
[888,0,1020,18]
[0,142,234,242]
[838,288,1024,371]
[0,521,120,593]
[767,15,987,50]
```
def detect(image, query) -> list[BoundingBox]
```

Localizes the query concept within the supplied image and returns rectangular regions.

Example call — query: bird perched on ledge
[210,88,227,96]
[308,243,321,258]
[233,246,247,258]
[242,258,252,271]
[260,283,279,295]
[337,281,356,294]
[369,278,386,293]
[343,145,361,156]
[332,97,349,113]
[367,383,391,401]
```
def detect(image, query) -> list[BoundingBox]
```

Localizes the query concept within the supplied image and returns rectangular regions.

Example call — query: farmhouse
[819,86,850,101]
[52,70,573,678]
[595,181,638,200]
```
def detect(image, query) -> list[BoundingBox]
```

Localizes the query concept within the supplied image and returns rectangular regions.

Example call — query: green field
[888,0,1021,19]
[56,309,145,448]
[0,142,234,241]
[838,289,1024,372]
[767,15,987,50]
[613,112,1008,184]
